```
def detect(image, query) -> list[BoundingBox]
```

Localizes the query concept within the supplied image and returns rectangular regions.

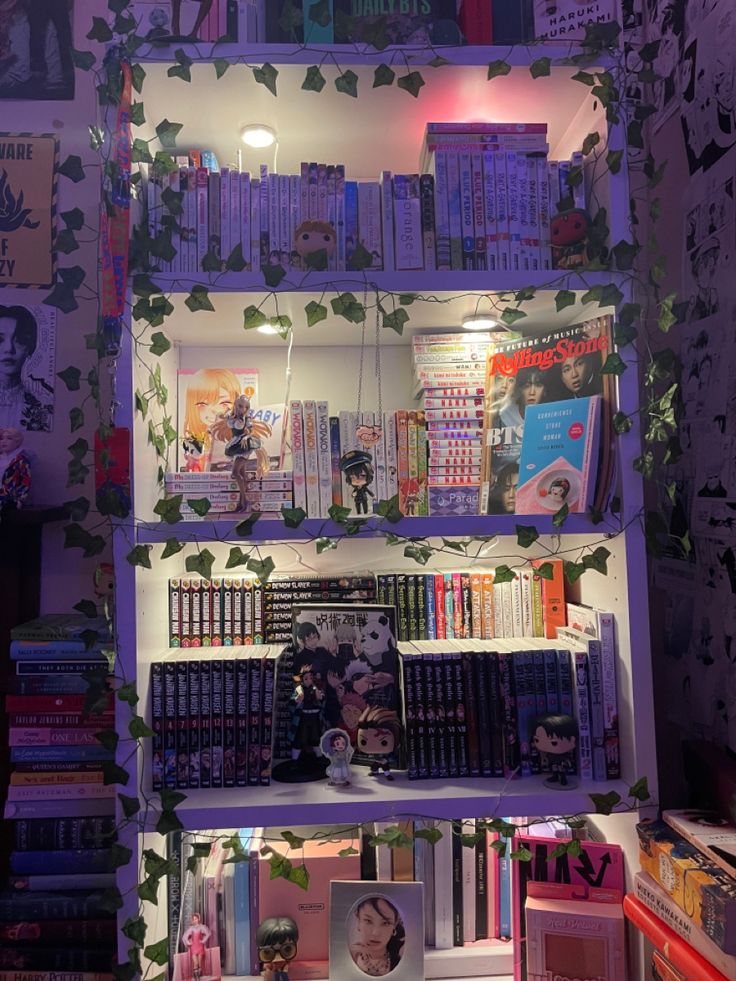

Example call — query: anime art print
[292,604,403,768]
[177,367,260,471]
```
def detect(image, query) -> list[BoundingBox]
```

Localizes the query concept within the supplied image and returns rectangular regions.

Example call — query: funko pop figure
[356,705,401,781]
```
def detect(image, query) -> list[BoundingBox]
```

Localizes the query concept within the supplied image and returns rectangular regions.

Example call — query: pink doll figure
[320,727,354,787]
[182,912,211,981]
[0,427,31,509]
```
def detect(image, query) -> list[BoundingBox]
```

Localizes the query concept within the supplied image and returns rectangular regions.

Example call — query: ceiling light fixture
[462,314,502,331]
[240,124,277,148]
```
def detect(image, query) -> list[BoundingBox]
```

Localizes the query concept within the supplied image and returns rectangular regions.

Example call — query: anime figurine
[257,916,299,981]
[531,714,578,789]
[182,912,211,981]
[0,427,31,509]
[272,663,328,783]
[551,208,590,269]
[181,433,205,472]
[294,220,336,266]
[93,562,115,621]
[212,394,271,509]
[340,449,375,515]
[356,706,402,781]
[320,727,354,787]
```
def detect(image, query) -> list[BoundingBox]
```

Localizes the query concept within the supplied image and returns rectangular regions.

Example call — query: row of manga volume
[142,138,591,276]
[150,649,281,791]
[167,574,376,647]
[398,630,619,784]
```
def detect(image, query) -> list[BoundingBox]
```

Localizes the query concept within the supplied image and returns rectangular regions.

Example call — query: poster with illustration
[0,302,56,432]
[681,168,735,324]
[0,134,58,288]
[0,1,74,100]
[176,367,258,471]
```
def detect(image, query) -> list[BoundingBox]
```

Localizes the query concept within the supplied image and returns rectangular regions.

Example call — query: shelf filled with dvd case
[114,26,653,981]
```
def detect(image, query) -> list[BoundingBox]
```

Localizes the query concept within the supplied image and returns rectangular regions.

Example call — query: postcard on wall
[0,1,75,100]
[292,604,403,768]
[0,302,56,433]
[0,134,58,288]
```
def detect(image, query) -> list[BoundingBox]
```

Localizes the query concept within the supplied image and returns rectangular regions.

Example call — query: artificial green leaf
[658,293,678,333]
[599,283,624,308]
[263,263,286,288]
[601,352,626,376]
[613,411,632,434]
[235,512,261,536]
[243,305,269,331]
[346,240,373,271]
[383,308,409,334]
[95,729,119,752]
[494,565,518,585]
[129,716,155,739]
[335,69,359,97]
[137,876,160,905]
[281,830,306,849]
[338,846,360,857]
[87,16,113,41]
[329,503,351,524]
[144,939,170,967]
[253,63,278,96]
[69,406,84,432]
[63,496,90,522]
[500,307,527,327]
[582,131,600,156]
[530,57,551,78]
[156,810,184,836]
[55,229,79,254]
[302,64,326,92]
[226,242,247,272]
[516,525,539,548]
[331,292,365,323]
[153,497,182,525]
[612,240,639,271]
[168,49,193,83]
[377,495,403,524]
[487,60,511,80]
[214,58,230,79]
[627,119,644,149]
[305,247,328,271]
[552,503,569,527]
[185,286,215,312]
[73,599,98,619]
[58,366,81,391]
[373,63,396,88]
[316,537,337,554]
[533,562,554,580]
[149,331,172,356]
[563,560,585,584]
[404,544,433,566]
[60,207,85,232]
[515,286,536,303]
[281,506,307,528]
[582,546,610,575]
[606,149,624,175]
[589,790,621,815]
[117,683,139,708]
[572,70,595,85]
[247,555,276,584]
[414,826,443,846]
[131,138,153,165]
[555,290,576,312]
[510,846,533,862]
[225,546,249,569]
[99,887,124,914]
[59,154,85,183]
[186,498,211,517]
[119,794,141,818]
[305,300,328,326]
[186,549,216,579]
[111,844,134,871]
[72,47,96,70]
[102,762,130,787]
[397,71,425,97]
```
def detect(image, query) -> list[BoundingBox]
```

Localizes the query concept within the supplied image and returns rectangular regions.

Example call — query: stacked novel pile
[0,614,116,976]
[412,331,490,515]
[625,810,736,979]
[164,468,294,518]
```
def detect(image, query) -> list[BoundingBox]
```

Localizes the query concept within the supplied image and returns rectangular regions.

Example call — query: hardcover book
[515,396,601,514]
[662,810,736,877]
[533,0,618,41]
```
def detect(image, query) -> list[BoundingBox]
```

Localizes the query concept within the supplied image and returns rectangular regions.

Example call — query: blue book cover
[425,575,437,640]
[11,745,115,762]
[516,395,600,514]
[234,827,254,976]
[345,180,358,268]
[10,640,110,660]
[498,840,512,940]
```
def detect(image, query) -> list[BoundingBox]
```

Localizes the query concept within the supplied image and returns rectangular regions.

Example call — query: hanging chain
[355,284,368,418]
[374,290,383,423]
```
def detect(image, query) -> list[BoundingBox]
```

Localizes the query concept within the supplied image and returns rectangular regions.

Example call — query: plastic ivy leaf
[149,332,172,356]
[262,263,286,287]
[184,286,214,313]
[316,537,337,554]
[111,845,134,871]
[552,503,569,527]
[614,322,637,347]
[494,565,518,585]
[133,274,162,298]
[281,830,306,848]
[601,352,626,376]
[58,366,81,391]
[243,305,268,331]
[64,497,90,521]
[226,243,248,272]
[347,241,373,271]
[515,286,536,303]
[398,71,425,97]
[137,876,160,905]
[186,549,216,579]
[329,503,351,524]
[98,887,124,914]
[302,65,326,92]
[87,16,113,41]
[414,826,443,846]
[305,300,327,326]
[534,562,554,580]
[516,525,539,548]
[510,846,533,862]
[658,293,678,333]
[72,48,96,70]
[144,939,170,967]
[613,411,632,434]
[305,247,328,271]
[96,729,119,752]
[530,57,551,78]
[563,560,585,584]
[63,524,105,557]
[404,544,432,566]
[373,63,396,88]
[119,794,141,818]
[335,69,359,97]
[225,547,249,569]
[214,58,230,79]
[377,495,403,524]
[605,149,623,174]
[487,59,511,80]
[383,309,409,335]
[168,49,193,83]
[156,809,184,835]
[102,762,130,787]
[582,546,610,575]
[339,846,360,857]
[153,496,182,525]
[281,506,307,528]
[73,599,99,619]
[589,790,622,815]
[582,131,600,156]
[441,538,465,553]
[253,63,278,96]
[572,70,595,85]
[331,293,365,323]
[59,154,85,183]
[235,512,262,536]
[247,555,276,584]
[54,228,78,255]
[554,289,576,313]
[154,119,184,152]
[399,293,417,305]
[500,307,527,327]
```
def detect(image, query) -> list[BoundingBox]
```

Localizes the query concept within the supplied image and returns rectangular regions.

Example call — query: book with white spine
[315,400,332,518]
[250,178,260,270]
[526,154,541,271]
[268,172,279,264]
[220,167,231,262]
[432,149,451,270]
[196,167,209,273]
[259,164,269,266]
[357,181,382,269]
[393,174,422,270]
[537,156,552,270]
[290,401,307,511]
[302,400,320,517]
[370,412,387,505]
[380,170,395,271]
[289,173,300,269]
[483,150,498,271]
[471,151,486,270]
[279,173,290,265]
[229,165,240,264]
[517,152,531,272]
[446,152,462,269]
[384,411,398,501]
[317,162,327,220]
[326,165,336,271]
[459,151,475,270]
[240,171,250,270]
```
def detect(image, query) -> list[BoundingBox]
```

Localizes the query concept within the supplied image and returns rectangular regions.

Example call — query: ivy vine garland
[42,3,684,978]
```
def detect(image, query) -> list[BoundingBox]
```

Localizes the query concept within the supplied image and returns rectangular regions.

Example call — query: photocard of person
[329,881,423,980]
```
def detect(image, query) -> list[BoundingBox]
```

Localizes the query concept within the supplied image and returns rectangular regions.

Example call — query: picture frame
[329,881,424,981]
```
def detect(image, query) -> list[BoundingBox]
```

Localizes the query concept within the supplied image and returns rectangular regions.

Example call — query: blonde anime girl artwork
[179,367,257,471]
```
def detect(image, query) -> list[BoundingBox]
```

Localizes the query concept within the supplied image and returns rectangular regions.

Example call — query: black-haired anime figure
[532,714,578,788]
[357,706,402,781]
[256,916,298,981]
[340,449,375,515]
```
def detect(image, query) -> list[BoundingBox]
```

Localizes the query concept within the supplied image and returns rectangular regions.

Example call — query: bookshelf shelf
[135,512,621,545]
[139,773,631,832]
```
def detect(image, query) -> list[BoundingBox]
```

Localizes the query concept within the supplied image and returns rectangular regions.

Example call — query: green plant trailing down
[53,5,679,977]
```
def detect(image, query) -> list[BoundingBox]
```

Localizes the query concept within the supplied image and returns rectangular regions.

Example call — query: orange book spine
[470,573,482,638]
[481,573,495,639]
[531,557,566,639]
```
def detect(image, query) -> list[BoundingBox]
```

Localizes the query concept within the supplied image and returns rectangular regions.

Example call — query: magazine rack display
[112,37,656,981]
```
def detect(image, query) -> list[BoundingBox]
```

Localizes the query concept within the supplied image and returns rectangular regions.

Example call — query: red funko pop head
[551,208,591,247]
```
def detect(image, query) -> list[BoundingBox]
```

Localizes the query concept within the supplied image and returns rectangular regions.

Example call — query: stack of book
[625,811,736,979]
[412,331,490,515]
[164,469,294,518]
[143,131,592,275]
[0,614,116,975]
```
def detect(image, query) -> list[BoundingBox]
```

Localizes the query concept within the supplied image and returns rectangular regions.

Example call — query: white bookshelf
[114,35,651,981]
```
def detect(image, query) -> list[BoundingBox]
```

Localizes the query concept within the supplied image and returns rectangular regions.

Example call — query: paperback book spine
[289,172,300,270]
[432,150,451,270]
[240,171,251,269]
[587,638,607,781]
[163,661,176,788]
[358,181,382,269]
[573,650,593,779]
[250,177,261,270]
[473,652,493,777]
[260,654,275,785]
[380,170,394,271]
[393,174,422,270]
[188,659,200,789]
[471,151,486,269]
[412,657,429,779]
[235,657,249,787]
[420,173,436,270]
[220,167,231,263]
[527,154,540,270]
[248,655,262,786]
[462,651,480,777]
[598,611,620,778]
[446,152,462,269]
[268,171,279,264]
[483,150,498,271]
[459,151,475,269]
[403,653,418,780]
[329,416,342,506]
[259,164,269,266]
[230,165,241,263]
[335,164,345,271]
[290,401,307,511]
[316,400,332,518]
[303,400,320,517]
[175,661,189,789]
[495,151,510,272]
[279,172,290,265]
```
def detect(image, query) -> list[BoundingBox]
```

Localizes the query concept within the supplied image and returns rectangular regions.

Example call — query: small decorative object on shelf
[213,393,271,510]
[532,713,579,789]
[550,207,591,269]
[181,912,213,981]
[340,448,375,516]
[0,427,31,509]
[272,663,328,783]
[257,916,299,981]
[320,727,355,787]
[357,706,402,782]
